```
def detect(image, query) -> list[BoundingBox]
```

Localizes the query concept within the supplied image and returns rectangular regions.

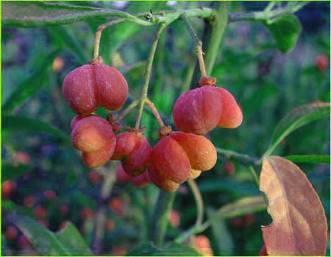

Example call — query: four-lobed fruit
[71,115,116,168]
[173,78,243,135]
[63,63,128,115]
[111,131,152,176]
[148,131,217,192]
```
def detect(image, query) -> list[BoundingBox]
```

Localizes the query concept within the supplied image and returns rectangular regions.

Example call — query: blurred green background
[2,1,330,256]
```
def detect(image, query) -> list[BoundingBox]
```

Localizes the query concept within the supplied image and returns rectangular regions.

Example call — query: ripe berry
[43,190,56,200]
[88,170,101,185]
[315,54,329,72]
[109,197,124,216]
[5,226,18,241]
[223,161,235,176]
[148,131,217,192]
[23,195,35,208]
[71,116,116,168]
[259,244,268,256]
[2,180,16,199]
[191,235,214,256]
[111,131,152,176]
[34,206,47,219]
[62,63,128,115]
[173,78,242,134]
[80,208,94,220]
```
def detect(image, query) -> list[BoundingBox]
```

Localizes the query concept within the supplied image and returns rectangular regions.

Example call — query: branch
[216,147,261,166]
[135,24,166,129]
[149,191,176,246]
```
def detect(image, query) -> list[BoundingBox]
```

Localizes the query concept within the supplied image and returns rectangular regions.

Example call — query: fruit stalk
[149,191,175,246]
[135,23,167,129]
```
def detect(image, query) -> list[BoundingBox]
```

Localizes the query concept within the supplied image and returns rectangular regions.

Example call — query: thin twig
[135,23,167,129]
[93,19,125,60]
[116,99,140,122]
[216,147,261,166]
[145,98,165,127]
[188,179,204,227]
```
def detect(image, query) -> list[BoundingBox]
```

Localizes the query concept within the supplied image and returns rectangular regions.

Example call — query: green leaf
[3,201,33,216]
[207,209,233,255]
[55,222,93,255]
[2,163,33,181]
[3,51,59,113]
[284,155,330,164]
[3,115,69,143]
[128,242,201,256]
[3,2,148,27]
[48,26,89,63]
[216,196,266,218]
[266,102,330,155]
[8,214,70,255]
[264,14,302,53]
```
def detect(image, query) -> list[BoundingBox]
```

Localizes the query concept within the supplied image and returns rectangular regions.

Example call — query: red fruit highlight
[112,132,152,176]
[216,87,243,128]
[191,235,214,256]
[173,86,223,135]
[315,54,329,72]
[71,116,115,153]
[2,180,16,199]
[63,63,128,115]
[5,226,18,241]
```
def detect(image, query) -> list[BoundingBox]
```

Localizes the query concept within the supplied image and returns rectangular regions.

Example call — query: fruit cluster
[62,59,243,192]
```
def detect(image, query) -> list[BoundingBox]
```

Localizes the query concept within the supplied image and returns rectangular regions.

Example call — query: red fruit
[5,226,18,241]
[71,116,116,168]
[223,161,235,176]
[71,116,115,152]
[173,83,242,134]
[169,210,181,227]
[115,164,132,183]
[112,132,152,176]
[23,195,35,208]
[62,63,128,115]
[80,208,94,220]
[173,86,223,135]
[43,190,56,200]
[131,171,150,187]
[259,244,268,256]
[191,235,214,256]
[315,54,329,72]
[2,180,16,199]
[13,151,31,165]
[109,197,124,216]
[216,87,243,128]
[149,131,217,191]
[52,56,64,72]
[88,170,101,184]
[243,214,255,226]
[111,246,127,256]
[106,219,114,231]
[34,206,47,219]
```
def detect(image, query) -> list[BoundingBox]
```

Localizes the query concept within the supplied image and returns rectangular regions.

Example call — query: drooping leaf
[2,163,33,181]
[285,154,330,164]
[55,222,92,255]
[207,209,233,255]
[8,214,70,255]
[3,51,59,113]
[3,2,149,27]
[260,156,327,255]
[3,115,69,143]
[216,196,266,218]
[266,102,330,155]
[128,242,201,256]
[264,14,302,53]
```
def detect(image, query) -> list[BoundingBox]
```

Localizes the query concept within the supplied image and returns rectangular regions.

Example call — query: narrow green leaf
[128,242,201,256]
[3,51,59,113]
[2,163,33,181]
[48,26,89,63]
[56,222,93,255]
[264,14,302,53]
[284,155,330,164]
[266,102,330,155]
[8,214,70,255]
[3,2,148,27]
[3,115,69,143]
[216,196,266,218]
[207,209,233,255]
